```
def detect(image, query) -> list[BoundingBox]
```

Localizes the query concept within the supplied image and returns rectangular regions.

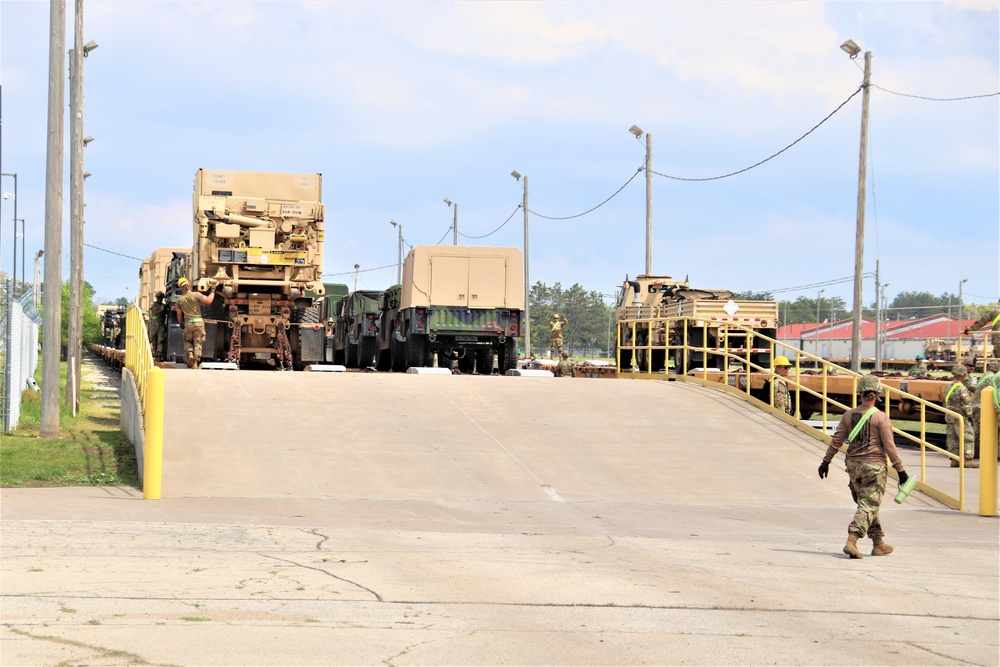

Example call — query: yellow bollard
[979,387,997,517]
[142,366,164,500]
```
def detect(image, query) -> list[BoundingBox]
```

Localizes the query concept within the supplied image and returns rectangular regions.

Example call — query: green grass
[0,360,138,488]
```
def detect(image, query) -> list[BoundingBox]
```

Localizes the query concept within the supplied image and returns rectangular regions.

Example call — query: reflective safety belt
[848,407,877,444]
[945,382,962,406]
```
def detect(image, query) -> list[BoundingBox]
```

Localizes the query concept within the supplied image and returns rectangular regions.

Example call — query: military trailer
[334,290,383,368]
[190,169,326,369]
[615,275,778,373]
[376,245,524,374]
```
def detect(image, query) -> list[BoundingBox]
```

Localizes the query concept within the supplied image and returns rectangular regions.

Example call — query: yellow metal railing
[617,315,974,510]
[124,306,164,500]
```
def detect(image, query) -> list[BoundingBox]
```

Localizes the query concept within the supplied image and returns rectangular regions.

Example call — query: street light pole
[816,288,824,358]
[512,171,529,357]
[390,220,402,285]
[444,199,458,245]
[629,125,652,274]
[1,173,17,287]
[841,40,871,373]
[958,277,968,360]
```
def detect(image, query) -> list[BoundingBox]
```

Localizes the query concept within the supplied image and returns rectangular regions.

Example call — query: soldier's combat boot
[871,537,893,556]
[186,352,196,369]
[965,459,980,468]
[843,534,863,559]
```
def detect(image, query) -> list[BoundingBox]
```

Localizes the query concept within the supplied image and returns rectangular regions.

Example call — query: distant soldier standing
[944,364,978,468]
[176,277,216,369]
[818,376,908,559]
[772,355,794,415]
[555,351,574,378]
[148,291,167,361]
[548,313,568,359]
[973,361,999,454]
[908,354,928,376]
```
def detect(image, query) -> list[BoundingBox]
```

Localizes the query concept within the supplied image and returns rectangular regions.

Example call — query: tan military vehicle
[191,169,326,369]
[137,247,187,315]
[615,274,778,373]
[376,245,524,374]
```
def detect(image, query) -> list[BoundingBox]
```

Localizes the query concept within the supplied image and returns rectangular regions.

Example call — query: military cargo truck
[190,169,326,369]
[137,247,188,314]
[376,245,524,374]
[316,282,350,364]
[335,290,383,368]
[615,275,778,373]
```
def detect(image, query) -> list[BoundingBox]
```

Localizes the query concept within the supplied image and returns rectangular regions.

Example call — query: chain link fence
[2,282,42,433]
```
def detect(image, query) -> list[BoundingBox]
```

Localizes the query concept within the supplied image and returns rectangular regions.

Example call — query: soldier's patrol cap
[951,364,968,376]
[857,375,882,394]
[155,291,164,299]
[988,361,1000,372]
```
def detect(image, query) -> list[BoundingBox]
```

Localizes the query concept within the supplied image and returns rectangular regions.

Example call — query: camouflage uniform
[965,309,1000,360]
[945,371,975,460]
[548,314,568,357]
[908,360,928,376]
[973,362,999,452]
[178,290,207,366]
[822,394,904,542]
[773,376,792,415]
[148,297,167,361]
[555,357,575,378]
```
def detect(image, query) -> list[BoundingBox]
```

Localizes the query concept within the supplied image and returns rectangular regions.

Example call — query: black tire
[376,348,392,372]
[406,334,428,369]
[346,341,358,368]
[476,348,495,375]
[498,338,517,374]
[391,336,406,372]
[359,337,377,368]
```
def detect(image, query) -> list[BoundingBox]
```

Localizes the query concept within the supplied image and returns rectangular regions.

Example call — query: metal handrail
[617,314,969,510]
[124,305,154,412]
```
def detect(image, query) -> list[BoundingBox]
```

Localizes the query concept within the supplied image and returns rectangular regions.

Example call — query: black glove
[818,461,829,479]
[898,470,909,486]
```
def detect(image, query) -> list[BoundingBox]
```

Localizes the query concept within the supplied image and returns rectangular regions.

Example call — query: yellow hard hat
[178,277,189,286]
[773,355,792,367]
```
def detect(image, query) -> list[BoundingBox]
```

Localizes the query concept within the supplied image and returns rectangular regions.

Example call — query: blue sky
[1,0,997,308]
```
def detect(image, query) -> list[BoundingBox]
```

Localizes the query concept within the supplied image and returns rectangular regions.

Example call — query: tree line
[735,290,997,325]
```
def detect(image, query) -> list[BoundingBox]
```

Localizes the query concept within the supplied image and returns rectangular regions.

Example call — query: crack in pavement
[261,553,384,602]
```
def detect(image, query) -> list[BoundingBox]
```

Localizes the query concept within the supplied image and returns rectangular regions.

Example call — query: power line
[528,168,643,220]
[84,242,142,261]
[871,84,999,102]
[322,262,395,278]
[651,86,864,182]
[458,206,521,240]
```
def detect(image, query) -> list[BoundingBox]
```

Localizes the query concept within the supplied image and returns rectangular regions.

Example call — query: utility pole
[67,0,83,410]
[850,49,872,373]
[41,0,66,438]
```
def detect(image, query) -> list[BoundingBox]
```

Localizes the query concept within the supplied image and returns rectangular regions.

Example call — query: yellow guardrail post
[142,366,164,500]
[980,387,997,517]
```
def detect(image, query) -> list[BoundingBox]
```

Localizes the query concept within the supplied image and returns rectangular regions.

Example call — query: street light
[843,38,871,372]
[816,288,825,357]
[443,198,457,245]
[629,125,652,275]
[2,174,17,286]
[389,220,402,285]
[512,170,530,358]
[15,218,24,288]
[353,264,361,291]
[958,277,969,359]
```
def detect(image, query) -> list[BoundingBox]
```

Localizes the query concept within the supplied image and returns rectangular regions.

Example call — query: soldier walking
[818,376,908,559]
[148,291,167,361]
[548,313,568,359]
[944,364,978,467]
[176,277,216,368]
[973,361,999,455]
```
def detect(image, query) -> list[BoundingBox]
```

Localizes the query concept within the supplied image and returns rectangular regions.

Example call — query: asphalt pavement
[2,365,997,666]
